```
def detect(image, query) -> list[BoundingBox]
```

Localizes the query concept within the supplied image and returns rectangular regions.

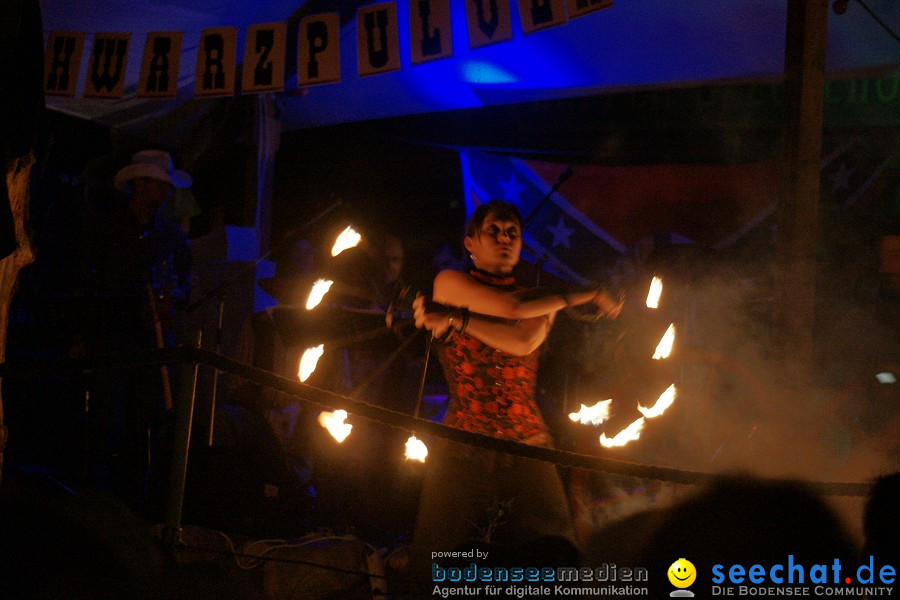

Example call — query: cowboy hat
[114,149,193,191]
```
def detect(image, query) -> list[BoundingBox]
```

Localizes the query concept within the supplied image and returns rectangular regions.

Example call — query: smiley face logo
[668,558,696,588]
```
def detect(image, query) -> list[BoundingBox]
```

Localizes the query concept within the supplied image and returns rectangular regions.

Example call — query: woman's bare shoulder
[434,268,470,288]
[434,269,484,305]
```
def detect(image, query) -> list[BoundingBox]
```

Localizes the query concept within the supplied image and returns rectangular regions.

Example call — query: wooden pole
[1,0,43,485]
[772,0,829,392]
[146,285,175,412]
[0,156,37,484]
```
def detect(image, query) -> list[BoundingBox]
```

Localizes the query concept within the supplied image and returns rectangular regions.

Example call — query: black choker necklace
[469,267,516,289]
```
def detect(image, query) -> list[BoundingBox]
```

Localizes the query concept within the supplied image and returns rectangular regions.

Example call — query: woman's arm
[413,293,550,356]
[432,270,560,319]
[432,269,623,320]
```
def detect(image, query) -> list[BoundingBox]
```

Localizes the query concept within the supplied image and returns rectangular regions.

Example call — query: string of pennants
[43,0,612,99]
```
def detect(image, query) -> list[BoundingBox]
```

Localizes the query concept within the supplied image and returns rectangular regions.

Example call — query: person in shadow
[863,471,899,567]
[81,149,192,514]
[585,473,859,598]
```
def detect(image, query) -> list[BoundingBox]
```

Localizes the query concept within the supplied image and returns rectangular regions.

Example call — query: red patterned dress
[411,269,576,563]
[436,269,550,442]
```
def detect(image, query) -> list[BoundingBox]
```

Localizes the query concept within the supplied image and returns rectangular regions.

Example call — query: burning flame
[318,409,352,442]
[652,323,675,360]
[331,226,362,256]
[646,276,663,309]
[404,435,428,462]
[306,279,334,310]
[599,417,645,448]
[568,399,613,426]
[637,384,677,419]
[298,344,324,382]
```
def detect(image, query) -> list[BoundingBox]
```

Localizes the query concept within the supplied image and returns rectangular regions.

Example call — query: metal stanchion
[413,336,433,419]
[163,330,202,549]
[207,297,225,446]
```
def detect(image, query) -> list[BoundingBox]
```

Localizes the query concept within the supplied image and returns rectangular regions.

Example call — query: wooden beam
[772,0,829,388]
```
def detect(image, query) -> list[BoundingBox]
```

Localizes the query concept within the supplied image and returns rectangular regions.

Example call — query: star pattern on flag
[547,216,575,249]
[828,162,853,194]
[499,174,525,203]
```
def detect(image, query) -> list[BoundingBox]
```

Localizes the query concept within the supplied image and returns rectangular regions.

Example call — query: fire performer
[410,200,622,568]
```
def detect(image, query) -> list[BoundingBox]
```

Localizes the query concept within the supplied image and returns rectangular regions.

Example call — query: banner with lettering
[44,31,85,97]
[298,13,341,86]
[84,33,130,98]
[42,0,614,98]
[518,0,567,35]
[466,0,513,48]
[358,2,402,77]
[195,27,237,97]
[243,22,287,93]
[410,0,453,64]
[138,32,182,98]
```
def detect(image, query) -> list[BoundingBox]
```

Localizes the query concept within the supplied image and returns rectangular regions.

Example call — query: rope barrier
[175,541,435,598]
[0,346,874,497]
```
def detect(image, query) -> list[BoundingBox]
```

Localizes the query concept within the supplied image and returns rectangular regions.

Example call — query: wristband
[460,308,470,333]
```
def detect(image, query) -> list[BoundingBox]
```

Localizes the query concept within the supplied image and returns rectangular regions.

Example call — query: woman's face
[465,212,522,273]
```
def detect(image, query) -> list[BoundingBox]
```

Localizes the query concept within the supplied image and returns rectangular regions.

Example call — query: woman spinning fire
[410,199,623,568]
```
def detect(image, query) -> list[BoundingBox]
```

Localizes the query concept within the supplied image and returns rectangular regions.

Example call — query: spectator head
[863,472,900,563]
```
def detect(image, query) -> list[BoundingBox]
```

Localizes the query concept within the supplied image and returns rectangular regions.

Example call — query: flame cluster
[318,409,352,443]
[300,236,675,460]
[573,276,678,448]
[296,226,429,460]
[306,279,334,310]
[404,435,428,462]
[331,226,362,256]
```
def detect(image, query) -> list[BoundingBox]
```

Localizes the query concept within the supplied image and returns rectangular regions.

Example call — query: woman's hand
[593,289,625,319]
[413,292,453,339]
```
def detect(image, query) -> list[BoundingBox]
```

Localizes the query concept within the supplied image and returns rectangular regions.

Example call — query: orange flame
[652,323,675,360]
[599,417,645,448]
[298,344,324,382]
[404,435,428,462]
[306,279,334,310]
[318,409,352,442]
[638,384,677,419]
[568,399,613,426]
[331,226,362,256]
[646,276,663,309]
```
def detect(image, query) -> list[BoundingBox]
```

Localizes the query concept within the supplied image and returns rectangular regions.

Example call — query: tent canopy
[40,0,900,134]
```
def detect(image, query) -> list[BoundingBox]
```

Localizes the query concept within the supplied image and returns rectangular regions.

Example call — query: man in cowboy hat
[90,149,193,309]
[115,149,198,235]
[113,149,192,229]
[81,149,193,512]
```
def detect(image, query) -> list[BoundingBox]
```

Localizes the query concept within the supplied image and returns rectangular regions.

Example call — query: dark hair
[631,473,858,597]
[465,200,523,237]
[863,472,900,562]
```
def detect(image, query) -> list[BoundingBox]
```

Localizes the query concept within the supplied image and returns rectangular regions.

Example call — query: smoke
[568,238,898,542]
